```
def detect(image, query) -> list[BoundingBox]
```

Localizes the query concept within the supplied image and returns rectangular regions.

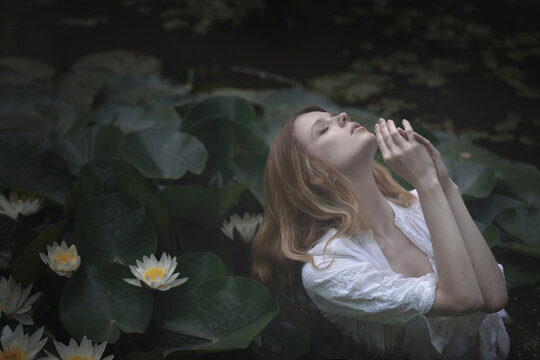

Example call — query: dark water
[1,0,539,358]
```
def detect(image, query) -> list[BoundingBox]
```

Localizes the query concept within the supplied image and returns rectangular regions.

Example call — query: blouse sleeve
[301,254,438,326]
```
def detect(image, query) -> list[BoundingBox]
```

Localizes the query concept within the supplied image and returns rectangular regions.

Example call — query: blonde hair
[250,105,416,327]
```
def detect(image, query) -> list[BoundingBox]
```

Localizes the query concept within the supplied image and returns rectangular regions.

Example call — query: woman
[250,105,510,359]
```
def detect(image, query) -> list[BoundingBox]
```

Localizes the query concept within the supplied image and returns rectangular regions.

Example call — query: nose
[336,112,349,127]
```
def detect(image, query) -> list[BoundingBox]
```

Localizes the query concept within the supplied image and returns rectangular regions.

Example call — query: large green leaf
[0,137,74,204]
[182,96,257,132]
[495,204,540,245]
[59,262,153,343]
[74,193,157,265]
[465,194,522,232]
[118,128,207,180]
[160,276,279,355]
[10,219,69,286]
[452,161,495,199]
[78,158,156,204]
[158,183,247,228]
[229,153,267,206]
[186,115,234,175]
[93,105,182,132]
[114,167,173,254]
[53,125,123,176]
[154,252,227,327]
[72,50,161,77]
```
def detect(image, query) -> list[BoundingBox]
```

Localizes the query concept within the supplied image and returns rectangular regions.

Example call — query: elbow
[456,293,485,314]
[481,292,509,313]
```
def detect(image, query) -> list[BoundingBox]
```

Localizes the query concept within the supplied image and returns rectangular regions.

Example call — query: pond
[1,0,539,358]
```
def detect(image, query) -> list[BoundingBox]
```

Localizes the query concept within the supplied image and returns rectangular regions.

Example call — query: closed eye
[319,126,329,135]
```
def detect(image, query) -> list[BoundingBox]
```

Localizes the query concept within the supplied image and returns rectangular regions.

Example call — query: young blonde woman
[250,105,510,359]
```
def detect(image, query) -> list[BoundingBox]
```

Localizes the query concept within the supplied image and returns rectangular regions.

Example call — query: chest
[374,227,434,279]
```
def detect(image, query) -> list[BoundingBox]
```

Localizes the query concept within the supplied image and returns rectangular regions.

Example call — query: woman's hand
[375,118,438,189]
[397,126,455,191]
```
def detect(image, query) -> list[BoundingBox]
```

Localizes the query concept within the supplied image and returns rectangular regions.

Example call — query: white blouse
[301,189,510,360]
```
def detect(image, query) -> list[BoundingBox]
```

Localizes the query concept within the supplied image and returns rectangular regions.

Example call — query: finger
[375,122,391,158]
[402,119,416,144]
[379,118,398,152]
[397,128,410,142]
[413,132,437,152]
[386,119,407,147]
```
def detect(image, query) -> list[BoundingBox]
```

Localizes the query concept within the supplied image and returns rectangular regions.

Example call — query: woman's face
[293,111,377,173]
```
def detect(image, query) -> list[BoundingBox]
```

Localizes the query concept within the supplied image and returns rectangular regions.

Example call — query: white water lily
[0,323,47,360]
[221,213,262,244]
[0,190,45,220]
[0,276,41,325]
[39,241,81,278]
[123,253,189,291]
[44,336,113,360]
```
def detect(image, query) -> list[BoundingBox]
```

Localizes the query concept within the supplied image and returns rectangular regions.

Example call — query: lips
[350,123,364,134]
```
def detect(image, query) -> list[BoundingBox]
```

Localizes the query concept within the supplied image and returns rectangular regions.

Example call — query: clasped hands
[374,117,453,190]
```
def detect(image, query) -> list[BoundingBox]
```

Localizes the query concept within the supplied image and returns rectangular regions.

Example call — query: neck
[342,159,395,236]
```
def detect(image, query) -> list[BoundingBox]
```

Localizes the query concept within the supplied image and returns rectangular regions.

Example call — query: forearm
[416,178,484,306]
[442,181,508,312]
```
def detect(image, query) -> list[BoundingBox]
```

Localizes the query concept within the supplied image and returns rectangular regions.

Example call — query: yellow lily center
[143,267,165,281]
[0,347,26,360]
[53,251,76,264]
[67,356,93,360]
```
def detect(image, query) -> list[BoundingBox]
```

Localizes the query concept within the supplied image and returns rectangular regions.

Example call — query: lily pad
[59,262,153,343]
[78,158,156,204]
[452,161,496,199]
[153,252,227,327]
[114,167,173,254]
[495,203,540,245]
[0,56,55,79]
[10,219,69,286]
[465,194,522,232]
[160,276,279,355]
[182,95,257,132]
[74,193,157,266]
[309,71,390,102]
[229,152,266,206]
[93,104,182,133]
[158,183,247,228]
[118,128,207,180]
[72,50,161,77]
[0,137,74,204]
[53,125,123,176]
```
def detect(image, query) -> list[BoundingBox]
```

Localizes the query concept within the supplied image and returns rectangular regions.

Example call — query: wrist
[440,178,458,193]
[414,176,441,192]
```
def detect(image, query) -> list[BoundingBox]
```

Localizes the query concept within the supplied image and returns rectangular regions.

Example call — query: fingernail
[379,118,384,122]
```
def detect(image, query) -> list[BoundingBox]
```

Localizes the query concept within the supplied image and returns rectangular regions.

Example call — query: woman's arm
[404,129,508,313]
[376,119,484,311]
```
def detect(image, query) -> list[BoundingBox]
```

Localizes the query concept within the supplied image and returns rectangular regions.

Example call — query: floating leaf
[229,153,266,206]
[10,219,69,286]
[119,128,207,180]
[72,50,161,77]
[74,193,157,265]
[452,161,495,199]
[78,158,155,204]
[53,125,123,176]
[495,204,540,245]
[158,183,247,228]
[160,276,279,355]
[0,56,55,79]
[465,194,522,232]
[182,96,257,132]
[154,252,227,328]
[59,262,153,343]
[93,104,182,133]
[0,137,74,204]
